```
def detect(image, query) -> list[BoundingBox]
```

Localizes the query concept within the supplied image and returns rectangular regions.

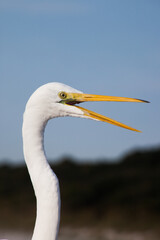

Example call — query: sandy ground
[0,228,159,240]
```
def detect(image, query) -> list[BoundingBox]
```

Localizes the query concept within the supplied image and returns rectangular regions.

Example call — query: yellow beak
[66,93,149,132]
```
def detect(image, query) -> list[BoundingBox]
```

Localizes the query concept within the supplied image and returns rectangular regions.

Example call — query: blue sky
[0,0,160,164]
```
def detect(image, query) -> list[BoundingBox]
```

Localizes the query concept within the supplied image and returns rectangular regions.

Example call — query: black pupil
[61,93,66,98]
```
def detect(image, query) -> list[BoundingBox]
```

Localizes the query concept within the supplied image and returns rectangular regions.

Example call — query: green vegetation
[0,147,160,232]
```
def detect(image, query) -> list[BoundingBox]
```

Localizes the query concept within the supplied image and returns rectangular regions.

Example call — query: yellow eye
[59,91,67,100]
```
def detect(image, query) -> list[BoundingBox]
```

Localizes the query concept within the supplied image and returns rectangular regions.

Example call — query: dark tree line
[0,147,160,231]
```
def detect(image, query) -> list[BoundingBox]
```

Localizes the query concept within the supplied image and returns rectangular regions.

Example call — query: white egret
[22,82,148,240]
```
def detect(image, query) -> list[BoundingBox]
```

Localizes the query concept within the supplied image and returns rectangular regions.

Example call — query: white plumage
[22,82,147,239]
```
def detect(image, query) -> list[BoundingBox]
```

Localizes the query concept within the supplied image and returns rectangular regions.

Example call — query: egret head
[25,82,148,132]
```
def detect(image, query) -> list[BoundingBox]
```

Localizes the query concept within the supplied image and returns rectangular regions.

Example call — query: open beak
[66,93,149,132]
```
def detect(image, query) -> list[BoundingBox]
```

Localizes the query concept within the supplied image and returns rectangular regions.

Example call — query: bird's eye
[59,91,67,100]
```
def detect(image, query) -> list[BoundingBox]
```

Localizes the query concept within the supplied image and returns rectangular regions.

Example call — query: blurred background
[0,0,160,239]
